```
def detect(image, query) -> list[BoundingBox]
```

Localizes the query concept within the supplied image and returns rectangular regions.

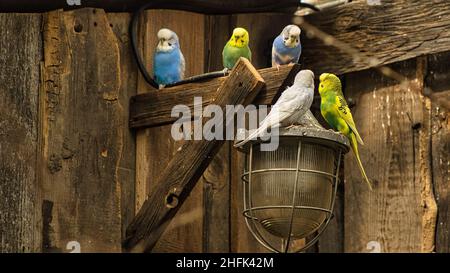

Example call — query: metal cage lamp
[238,124,350,253]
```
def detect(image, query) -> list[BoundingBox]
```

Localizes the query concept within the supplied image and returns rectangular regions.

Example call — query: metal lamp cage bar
[241,137,344,253]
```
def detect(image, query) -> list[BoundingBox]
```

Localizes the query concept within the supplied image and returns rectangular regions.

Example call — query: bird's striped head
[228,27,249,48]
[281,25,301,48]
[156,28,180,52]
[319,73,342,95]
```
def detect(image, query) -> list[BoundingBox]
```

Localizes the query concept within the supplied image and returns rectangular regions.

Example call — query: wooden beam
[40,9,125,252]
[0,13,42,253]
[343,59,437,252]
[0,0,301,13]
[301,0,450,75]
[427,52,450,253]
[129,64,300,129]
[122,58,265,252]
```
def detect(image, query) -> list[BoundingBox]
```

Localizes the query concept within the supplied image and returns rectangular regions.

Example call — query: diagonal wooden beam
[122,58,265,252]
[129,64,300,129]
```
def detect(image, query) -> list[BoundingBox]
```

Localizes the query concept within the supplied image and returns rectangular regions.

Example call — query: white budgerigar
[235,70,315,147]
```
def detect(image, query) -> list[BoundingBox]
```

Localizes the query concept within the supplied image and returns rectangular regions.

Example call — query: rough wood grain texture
[0,13,42,253]
[130,64,300,129]
[302,0,450,75]
[0,0,301,13]
[134,10,206,253]
[202,143,231,252]
[123,58,265,252]
[202,15,232,253]
[106,13,138,243]
[427,52,450,253]
[344,59,437,253]
[229,14,292,253]
[40,9,123,252]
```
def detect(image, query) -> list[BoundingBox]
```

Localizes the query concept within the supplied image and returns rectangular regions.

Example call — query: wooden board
[343,59,437,252]
[40,8,124,252]
[427,52,450,253]
[134,10,206,253]
[301,0,450,76]
[129,64,300,129]
[202,15,233,253]
[106,13,138,243]
[123,58,265,252]
[0,13,42,253]
[0,0,301,13]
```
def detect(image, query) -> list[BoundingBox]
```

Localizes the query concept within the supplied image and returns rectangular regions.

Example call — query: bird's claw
[285,124,297,130]
[159,84,166,89]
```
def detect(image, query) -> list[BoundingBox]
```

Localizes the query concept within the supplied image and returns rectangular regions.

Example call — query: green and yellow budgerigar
[318,73,373,190]
[222,27,252,70]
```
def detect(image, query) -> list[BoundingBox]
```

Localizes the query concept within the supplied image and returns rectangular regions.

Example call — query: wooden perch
[122,58,265,252]
[129,64,300,129]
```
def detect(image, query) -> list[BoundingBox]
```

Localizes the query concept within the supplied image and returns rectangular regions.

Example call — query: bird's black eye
[284,37,288,40]
[168,43,172,46]
[320,84,324,88]
[296,39,299,43]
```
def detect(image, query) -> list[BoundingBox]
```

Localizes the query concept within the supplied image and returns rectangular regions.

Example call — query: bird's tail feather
[350,133,373,191]
[234,124,269,148]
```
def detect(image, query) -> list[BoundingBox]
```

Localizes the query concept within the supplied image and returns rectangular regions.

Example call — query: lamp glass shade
[250,138,335,238]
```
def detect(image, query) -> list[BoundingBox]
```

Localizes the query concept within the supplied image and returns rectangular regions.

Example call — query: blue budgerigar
[272,25,302,68]
[153,28,185,88]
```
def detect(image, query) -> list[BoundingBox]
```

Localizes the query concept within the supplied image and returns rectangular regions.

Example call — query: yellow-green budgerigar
[222,27,252,70]
[318,73,373,190]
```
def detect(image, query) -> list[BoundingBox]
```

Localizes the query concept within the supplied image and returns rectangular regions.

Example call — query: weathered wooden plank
[0,0,301,13]
[301,0,450,76]
[106,13,138,244]
[130,64,300,129]
[427,52,450,253]
[0,13,42,253]
[202,15,232,253]
[123,58,265,252]
[40,8,123,252]
[134,10,206,253]
[343,59,437,252]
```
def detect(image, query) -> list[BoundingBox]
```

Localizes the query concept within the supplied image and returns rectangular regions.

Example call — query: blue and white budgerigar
[153,28,185,88]
[272,25,302,68]
[235,70,315,147]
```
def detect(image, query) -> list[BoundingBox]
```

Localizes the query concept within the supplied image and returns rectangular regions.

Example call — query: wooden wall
[0,3,449,253]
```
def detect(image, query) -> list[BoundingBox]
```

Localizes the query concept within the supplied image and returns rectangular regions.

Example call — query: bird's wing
[246,46,252,62]
[234,86,299,147]
[293,44,301,63]
[271,45,277,66]
[335,95,364,145]
[179,51,186,80]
